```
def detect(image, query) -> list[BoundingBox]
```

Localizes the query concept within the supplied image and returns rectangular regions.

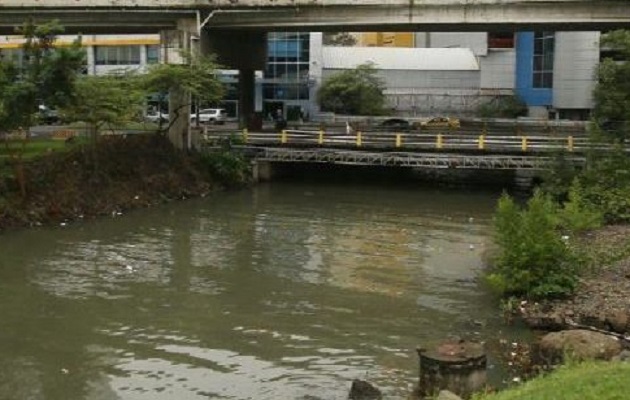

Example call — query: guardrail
[204,127,593,154]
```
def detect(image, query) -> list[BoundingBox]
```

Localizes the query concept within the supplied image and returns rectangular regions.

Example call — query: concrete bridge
[1,0,630,33]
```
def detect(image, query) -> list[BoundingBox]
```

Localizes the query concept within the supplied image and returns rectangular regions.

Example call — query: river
[0,181,528,399]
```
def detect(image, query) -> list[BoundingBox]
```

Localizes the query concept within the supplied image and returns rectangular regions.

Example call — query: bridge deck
[205,129,590,170]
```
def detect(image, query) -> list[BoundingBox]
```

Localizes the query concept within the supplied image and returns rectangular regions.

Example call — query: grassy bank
[474,361,630,400]
[0,134,249,232]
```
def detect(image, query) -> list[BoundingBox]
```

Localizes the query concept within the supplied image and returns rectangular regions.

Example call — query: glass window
[146,45,159,64]
[94,46,142,65]
[532,32,554,89]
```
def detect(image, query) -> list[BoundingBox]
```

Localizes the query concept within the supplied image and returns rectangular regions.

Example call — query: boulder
[538,329,622,364]
[606,310,629,333]
[436,390,464,400]
[348,379,382,400]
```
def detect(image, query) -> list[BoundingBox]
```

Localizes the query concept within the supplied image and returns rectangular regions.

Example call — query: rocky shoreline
[518,225,630,337]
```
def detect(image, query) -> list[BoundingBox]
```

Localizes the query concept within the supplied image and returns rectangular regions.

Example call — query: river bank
[517,224,630,336]
[0,135,232,232]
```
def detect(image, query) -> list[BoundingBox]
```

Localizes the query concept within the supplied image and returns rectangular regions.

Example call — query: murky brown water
[0,182,527,399]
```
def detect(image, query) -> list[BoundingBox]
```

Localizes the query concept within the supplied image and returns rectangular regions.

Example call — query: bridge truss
[237,147,585,170]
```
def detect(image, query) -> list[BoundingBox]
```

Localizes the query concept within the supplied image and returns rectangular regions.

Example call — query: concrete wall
[480,50,516,90]
[552,31,599,110]
[427,32,488,56]
[322,69,480,90]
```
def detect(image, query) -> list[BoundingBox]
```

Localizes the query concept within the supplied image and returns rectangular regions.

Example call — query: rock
[606,311,629,333]
[436,390,463,400]
[348,379,382,400]
[538,329,622,364]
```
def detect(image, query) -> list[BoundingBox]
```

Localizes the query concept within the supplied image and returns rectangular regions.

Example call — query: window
[146,45,159,64]
[532,32,554,89]
[95,45,141,65]
[488,32,514,49]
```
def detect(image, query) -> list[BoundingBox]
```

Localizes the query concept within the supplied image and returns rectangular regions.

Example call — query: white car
[145,111,169,124]
[191,108,226,125]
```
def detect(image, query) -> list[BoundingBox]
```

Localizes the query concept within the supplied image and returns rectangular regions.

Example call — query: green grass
[474,361,630,400]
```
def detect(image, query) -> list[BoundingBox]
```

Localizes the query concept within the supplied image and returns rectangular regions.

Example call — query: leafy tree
[323,32,357,47]
[593,30,630,140]
[0,20,85,131]
[317,62,387,115]
[142,53,224,126]
[62,74,145,141]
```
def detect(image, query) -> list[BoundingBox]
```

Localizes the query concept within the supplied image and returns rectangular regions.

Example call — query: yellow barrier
[478,135,485,150]
[395,134,402,148]
[52,129,78,141]
[318,129,324,145]
[242,128,248,143]
[567,136,574,152]
[356,131,362,147]
[436,134,443,149]
[281,130,288,144]
[521,137,528,151]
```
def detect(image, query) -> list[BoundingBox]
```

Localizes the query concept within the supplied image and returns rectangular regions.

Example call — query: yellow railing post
[567,136,574,152]
[478,134,485,150]
[521,136,528,151]
[281,130,288,144]
[318,129,324,145]
[436,133,443,149]
[395,134,402,148]
[242,128,248,144]
[356,131,362,147]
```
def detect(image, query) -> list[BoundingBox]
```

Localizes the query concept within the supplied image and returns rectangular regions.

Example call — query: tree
[0,19,85,131]
[323,32,357,47]
[142,53,225,125]
[317,62,387,115]
[593,30,630,141]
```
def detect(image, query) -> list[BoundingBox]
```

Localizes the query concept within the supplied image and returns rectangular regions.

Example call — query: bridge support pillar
[253,161,274,182]
[514,169,536,194]
[201,30,267,129]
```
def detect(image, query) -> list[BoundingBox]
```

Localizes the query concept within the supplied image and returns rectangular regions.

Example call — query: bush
[478,96,527,118]
[200,135,250,186]
[487,190,578,299]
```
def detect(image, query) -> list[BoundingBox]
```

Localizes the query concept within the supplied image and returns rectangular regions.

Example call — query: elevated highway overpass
[0,0,629,34]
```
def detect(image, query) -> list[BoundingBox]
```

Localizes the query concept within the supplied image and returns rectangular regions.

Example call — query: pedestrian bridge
[204,128,589,170]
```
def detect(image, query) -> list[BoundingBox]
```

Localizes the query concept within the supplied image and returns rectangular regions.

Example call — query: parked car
[38,104,60,125]
[418,116,461,130]
[379,118,411,131]
[191,108,226,125]
[145,111,169,124]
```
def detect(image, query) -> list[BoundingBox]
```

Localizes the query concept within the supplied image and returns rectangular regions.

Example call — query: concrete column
[160,20,198,149]
[168,83,189,150]
[239,68,255,129]
[201,30,267,129]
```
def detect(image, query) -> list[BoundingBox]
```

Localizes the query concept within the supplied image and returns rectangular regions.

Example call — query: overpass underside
[0,1,630,34]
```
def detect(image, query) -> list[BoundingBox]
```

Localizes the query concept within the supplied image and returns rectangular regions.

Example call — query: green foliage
[201,137,250,186]
[572,146,630,223]
[142,53,224,122]
[488,190,578,299]
[478,95,527,118]
[538,152,581,202]
[557,179,603,232]
[317,62,387,115]
[61,74,145,141]
[592,30,630,140]
[0,19,85,131]
[473,361,630,400]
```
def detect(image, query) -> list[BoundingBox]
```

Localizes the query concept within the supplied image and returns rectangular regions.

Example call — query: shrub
[487,190,578,299]
[478,95,527,118]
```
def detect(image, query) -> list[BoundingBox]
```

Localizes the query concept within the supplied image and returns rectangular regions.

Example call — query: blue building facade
[515,31,555,114]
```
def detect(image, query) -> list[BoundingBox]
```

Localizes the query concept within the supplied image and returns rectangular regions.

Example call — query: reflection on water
[0,182,525,399]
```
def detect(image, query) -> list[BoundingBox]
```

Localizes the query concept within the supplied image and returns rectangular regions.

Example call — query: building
[0,30,601,121]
